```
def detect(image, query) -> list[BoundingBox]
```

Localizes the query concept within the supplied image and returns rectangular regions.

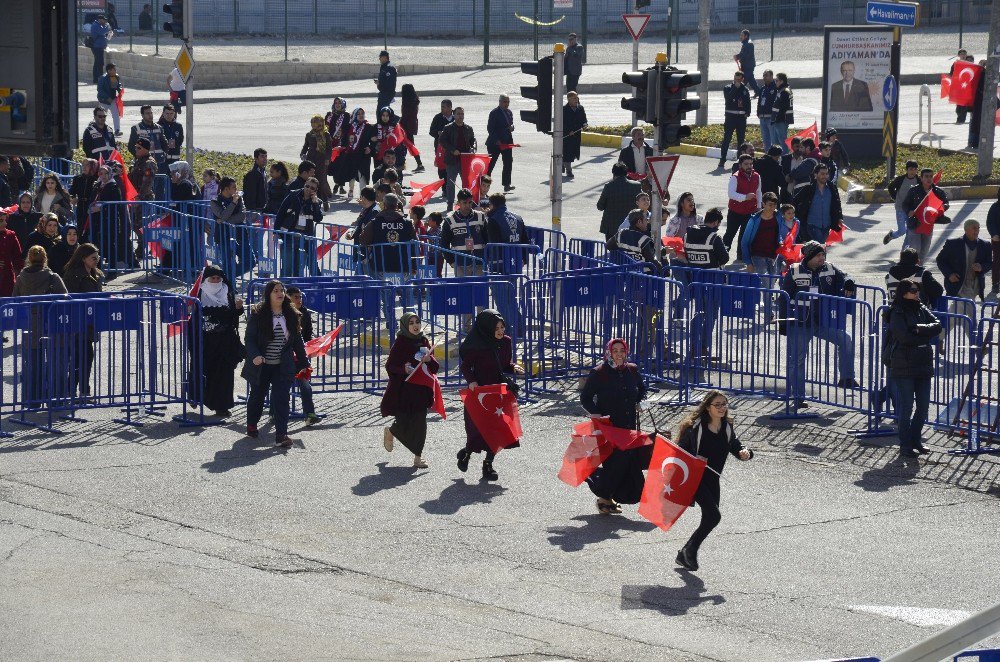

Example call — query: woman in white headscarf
[168,160,200,201]
[193,264,244,417]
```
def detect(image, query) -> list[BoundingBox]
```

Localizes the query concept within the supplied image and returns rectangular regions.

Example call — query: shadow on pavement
[853,455,921,492]
[419,478,507,515]
[621,570,727,615]
[546,514,656,553]
[351,461,425,497]
[201,437,287,473]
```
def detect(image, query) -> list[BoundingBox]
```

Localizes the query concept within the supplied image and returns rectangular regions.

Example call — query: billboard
[823,28,893,131]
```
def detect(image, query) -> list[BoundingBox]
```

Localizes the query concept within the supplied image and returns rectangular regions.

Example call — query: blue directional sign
[866,0,919,27]
[882,74,898,111]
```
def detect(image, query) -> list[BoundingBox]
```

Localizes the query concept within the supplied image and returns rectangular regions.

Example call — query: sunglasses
[710,402,729,408]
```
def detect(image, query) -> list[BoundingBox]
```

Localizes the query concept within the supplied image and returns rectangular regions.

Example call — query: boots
[482,459,498,481]
[675,545,699,571]
[456,448,471,472]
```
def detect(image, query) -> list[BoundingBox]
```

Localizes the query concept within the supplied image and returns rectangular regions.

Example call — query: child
[424,211,444,277]
[286,286,320,426]
[381,311,439,468]
[818,141,839,185]
[409,205,427,237]
[776,203,800,274]
[477,175,492,210]
[202,168,220,201]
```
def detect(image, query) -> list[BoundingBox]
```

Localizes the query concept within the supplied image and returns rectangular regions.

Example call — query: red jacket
[0,228,25,297]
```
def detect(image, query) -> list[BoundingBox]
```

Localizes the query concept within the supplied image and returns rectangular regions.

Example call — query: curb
[580,132,724,158]
[848,183,1000,204]
[108,89,480,106]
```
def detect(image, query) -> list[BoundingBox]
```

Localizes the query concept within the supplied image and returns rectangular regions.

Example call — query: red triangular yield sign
[645,154,679,200]
[622,14,651,41]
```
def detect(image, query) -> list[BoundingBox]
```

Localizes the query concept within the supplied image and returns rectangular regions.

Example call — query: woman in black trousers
[242,280,308,448]
[886,278,942,458]
[676,390,753,572]
[62,242,103,400]
[581,338,650,514]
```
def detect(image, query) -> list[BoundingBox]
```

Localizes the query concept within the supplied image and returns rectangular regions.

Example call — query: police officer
[484,191,529,332]
[440,188,487,276]
[756,70,777,153]
[127,105,166,174]
[684,208,730,361]
[719,71,751,170]
[484,193,529,254]
[82,106,117,162]
[779,241,859,409]
[359,192,417,319]
[607,209,658,263]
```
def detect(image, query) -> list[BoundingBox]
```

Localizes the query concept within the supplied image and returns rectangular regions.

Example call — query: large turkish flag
[459,153,492,201]
[459,384,522,453]
[948,61,983,107]
[638,435,707,532]
[557,420,614,487]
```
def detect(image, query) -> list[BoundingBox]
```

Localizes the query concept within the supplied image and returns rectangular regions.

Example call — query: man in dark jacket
[770,73,793,153]
[82,106,117,162]
[242,148,269,212]
[565,33,584,92]
[288,160,316,193]
[794,163,843,244]
[486,95,515,193]
[618,128,653,176]
[439,108,476,209]
[276,177,324,277]
[735,30,758,94]
[718,71,752,170]
[755,145,784,197]
[127,105,165,173]
[987,188,1000,292]
[936,219,993,301]
[756,70,777,151]
[375,50,397,110]
[157,105,184,170]
[684,208,729,361]
[608,208,658,263]
[597,162,642,239]
[428,99,454,181]
[902,168,950,264]
[780,240,858,408]
[884,160,920,246]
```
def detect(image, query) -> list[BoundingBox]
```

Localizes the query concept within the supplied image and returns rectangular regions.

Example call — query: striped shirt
[264,314,287,365]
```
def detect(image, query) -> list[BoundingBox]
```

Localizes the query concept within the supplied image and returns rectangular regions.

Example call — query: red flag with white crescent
[638,435,708,532]
[304,323,344,358]
[948,61,983,107]
[459,383,522,453]
[459,153,492,202]
[590,416,652,451]
[406,361,446,420]
[147,213,172,259]
[109,149,139,202]
[408,179,445,208]
[940,74,951,100]
[910,190,945,236]
[557,419,614,487]
[785,122,818,152]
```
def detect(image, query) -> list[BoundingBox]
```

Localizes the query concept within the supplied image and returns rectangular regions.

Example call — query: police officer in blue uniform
[607,208,658,263]
[484,191,530,333]
[440,188,488,276]
[683,208,730,362]
[719,71,752,170]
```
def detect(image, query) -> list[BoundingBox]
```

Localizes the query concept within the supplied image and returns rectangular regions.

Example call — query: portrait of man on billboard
[829,60,873,112]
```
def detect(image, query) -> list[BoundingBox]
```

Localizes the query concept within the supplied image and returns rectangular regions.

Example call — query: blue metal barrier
[568,237,608,262]
[526,225,567,253]
[955,648,1000,662]
[542,248,613,275]
[484,243,542,280]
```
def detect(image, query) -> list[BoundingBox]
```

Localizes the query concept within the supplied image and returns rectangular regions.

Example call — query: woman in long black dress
[339,108,376,201]
[675,390,753,572]
[195,264,244,417]
[581,338,650,514]
[562,91,588,179]
[457,309,525,481]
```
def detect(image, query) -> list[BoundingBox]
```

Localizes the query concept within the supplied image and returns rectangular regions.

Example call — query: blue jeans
[771,122,790,154]
[445,163,461,209]
[891,209,908,240]
[295,376,315,415]
[808,224,829,246]
[750,255,777,319]
[759,116,773,152]
[892,375,931,450]
[788,324,856,400]
[744,69,759,94]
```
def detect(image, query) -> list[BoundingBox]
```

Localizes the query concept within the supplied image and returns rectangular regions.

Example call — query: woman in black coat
[562,91,588,179]
[7,192,42,249]
[264,162,291,216]
[886,278,942,458]
[63,242,103,398]
[338,108,376,199]
[580,338,649,514]
[380,311,440,468]
[675,389,753,572]
[47,224,79,277]
[194,264,244,418]
[242,279,308,448]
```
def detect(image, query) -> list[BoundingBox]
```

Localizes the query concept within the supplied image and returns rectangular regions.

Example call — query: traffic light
[620,68,657,124]
[519,56,553,133]
[658,69,702,147]
[163,1,184,39]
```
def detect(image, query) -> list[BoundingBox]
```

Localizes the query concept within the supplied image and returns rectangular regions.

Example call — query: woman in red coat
[0,206,25,297]
[381,311,439,468]
[457,309,525,481]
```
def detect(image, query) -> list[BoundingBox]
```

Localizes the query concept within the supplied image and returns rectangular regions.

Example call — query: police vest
[886,267,924,304]
[683,225,721,268]
[615,227,652,259]
[445,210,487,252]
[372,212,412,244]
[789,262,836,291]
[490,209,526,244]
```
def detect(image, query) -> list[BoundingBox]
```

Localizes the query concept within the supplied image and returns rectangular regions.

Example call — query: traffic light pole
[631,33,640,128]
[551,43,565,233]
[649,52,666,254]
[184,0,194,167]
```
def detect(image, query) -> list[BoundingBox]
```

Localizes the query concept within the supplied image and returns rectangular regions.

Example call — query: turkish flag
[459,153,492,201]
[933,169,943,185]
[434,143,446,170]
[147,213,171,259]
[777,226,803,265]
[940,74,951,100]
[626,171,647,181]
[591,416,653,451]
[825,225,845,247]
[949,61,983,107]
[662,236,686,258]
[498,143,521,151]
[109,149,138,202]
[557,419,613,487]
[188,270,203,297]
[406,360,446,420]
[459,383,522,453]
[329,145,345,165]
[304,324,344,358]
[785,121,818,152]
[378,124,420,161]
[637,435,708,532]
[115,88,125,119]
[408,179,445,208]
[910,190,945,236]
[167,271,204,338]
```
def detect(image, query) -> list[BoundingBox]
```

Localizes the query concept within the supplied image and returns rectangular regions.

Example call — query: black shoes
[838,378,861,388]
[457,448,471,472]
[482,460,498,481]
[914,443,929,455]
[900,446,920,458]
[676,546,699,571]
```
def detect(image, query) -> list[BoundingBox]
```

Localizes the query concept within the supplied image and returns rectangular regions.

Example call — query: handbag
[494,348,520,396]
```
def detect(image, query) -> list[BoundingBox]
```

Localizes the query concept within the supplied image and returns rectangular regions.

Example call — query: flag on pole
[637,435,708,532]
[557,419,614,487]
[459,383,522,453]
[304,323,344,358]
[459,153,492,202]
[825,226,845,247]
[785,122,818,151]
[910,190,946,236]
[932,169,943,185]
[408,179,445,208]
[115,88,125,119]
[948,61,983,107]
[405,360,446,420]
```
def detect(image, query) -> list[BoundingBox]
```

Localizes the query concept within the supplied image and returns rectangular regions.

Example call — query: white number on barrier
[353,298,363,308]
[733,300,743,310]
[111,312,123,321]
[447,297,457,306]
[326,294,336,304]
[57,314,69,324]
[86,306,94,316]
[579,286,589,296]
[3,308,14,318]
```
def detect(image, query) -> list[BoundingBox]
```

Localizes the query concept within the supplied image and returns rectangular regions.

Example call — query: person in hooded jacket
[581,339,651,515]
[7,192,41,250]
[886,279,942,458]
[675,390,753,572]
[193,265,244,418]
[457,309,525,481]
[381,311,440,468]
[399,84,424,172]
[0,205,25,298]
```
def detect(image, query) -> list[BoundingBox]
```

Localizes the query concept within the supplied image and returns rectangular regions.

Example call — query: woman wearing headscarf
[63,243,103,398]
[886,278,942,458]
[242,280,308,448]
[0,205,25,298]
[580,339,650,515]
[381,311,439,468]
[338,108,375,201]
[48,224,79,277]
[325,97,350,196]
[88,164,122,265]
[6,192,40,251]
[169,161,199,201]
[675,390,753,572]
[301,114,334,208]
[373,106,406,171]
[562,91,588,179]
[457,309,525,481]
[69,160,99,241]
[194,264,244,418]
[400,84,424,173]
[23,213,62,260]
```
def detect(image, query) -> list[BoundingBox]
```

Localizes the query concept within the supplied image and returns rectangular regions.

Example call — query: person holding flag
[381,311,441,469]
[580,339,651,515]
[287,287,321,427]
[192,265,244,418]
[674,390,753,571]
[439,107,477,209]
[486,95,516,193]
[457,310,525,482]
[902,168,950,264]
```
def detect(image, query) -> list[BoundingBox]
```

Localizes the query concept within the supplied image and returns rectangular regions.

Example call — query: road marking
[849,605,972,627]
